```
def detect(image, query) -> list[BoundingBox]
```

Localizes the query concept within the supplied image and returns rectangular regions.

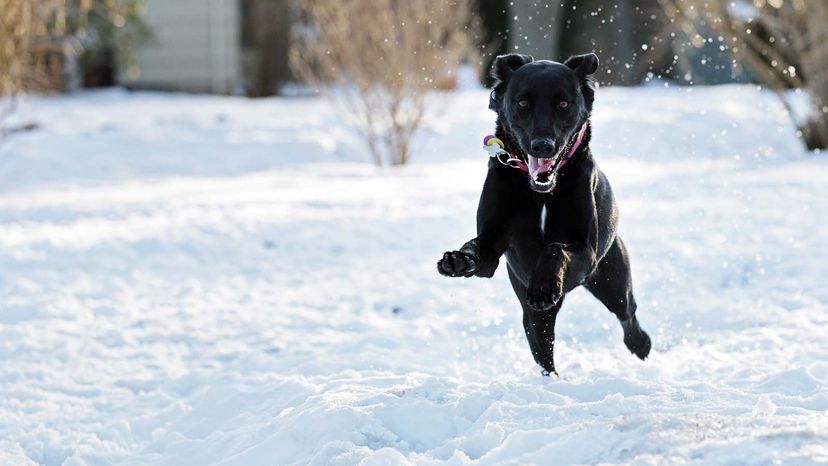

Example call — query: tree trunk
[801,111,828,151]
[251,0,291,96]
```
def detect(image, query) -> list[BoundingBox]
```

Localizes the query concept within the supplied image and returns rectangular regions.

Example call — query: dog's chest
[540,204,548,237]
[535,199,577,242]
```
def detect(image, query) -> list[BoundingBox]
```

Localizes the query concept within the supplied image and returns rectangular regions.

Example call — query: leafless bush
[1,0,35,97]
[0,0,84,97]
[1,0,54,136]
[291,0,479,166]
[666,0,828,150]
[1,0,148,139]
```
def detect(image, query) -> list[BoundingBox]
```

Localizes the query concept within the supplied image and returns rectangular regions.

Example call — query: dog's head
[491,53,598,193]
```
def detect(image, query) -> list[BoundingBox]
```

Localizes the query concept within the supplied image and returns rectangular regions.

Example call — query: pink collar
[564,122,589,166]
[485,123,588,173]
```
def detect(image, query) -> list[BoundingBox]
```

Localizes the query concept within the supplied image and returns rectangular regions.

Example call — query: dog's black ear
[490,54,533,112]
[566,53,599,113]
[491,53,534,85]
[564,53,599,77]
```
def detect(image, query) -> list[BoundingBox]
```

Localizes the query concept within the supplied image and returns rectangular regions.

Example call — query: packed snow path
[1,86,827,465]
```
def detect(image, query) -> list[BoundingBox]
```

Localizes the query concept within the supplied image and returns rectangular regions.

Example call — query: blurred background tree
[0,0,150,138]
[1,0,73,137]
[0,0,150,94]
[1,0,71,99]
[75,0,152,88]
[473,0,740,87]
[665,0,827,150]
[244,0,291,97]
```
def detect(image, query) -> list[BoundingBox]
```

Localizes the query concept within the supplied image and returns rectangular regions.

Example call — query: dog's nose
[530,138,556,156]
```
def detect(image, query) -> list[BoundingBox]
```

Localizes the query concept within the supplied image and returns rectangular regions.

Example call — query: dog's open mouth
[527,146,567,191]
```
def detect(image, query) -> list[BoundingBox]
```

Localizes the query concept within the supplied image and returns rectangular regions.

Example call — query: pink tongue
[527,156,555,179]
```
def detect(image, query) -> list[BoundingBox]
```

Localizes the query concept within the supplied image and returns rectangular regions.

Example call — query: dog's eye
[559,101,570,109]
[517,99,530,109]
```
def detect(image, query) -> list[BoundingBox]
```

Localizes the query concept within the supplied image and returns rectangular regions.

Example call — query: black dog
[438,53,651,375]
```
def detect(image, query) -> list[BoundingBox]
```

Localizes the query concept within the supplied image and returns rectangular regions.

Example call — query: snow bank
[1,85,827,465]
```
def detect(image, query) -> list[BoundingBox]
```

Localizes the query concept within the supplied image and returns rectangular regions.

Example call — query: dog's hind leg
[509,267,562,375]
[584,236,651,360]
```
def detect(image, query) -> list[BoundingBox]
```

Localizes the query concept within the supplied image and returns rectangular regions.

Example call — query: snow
[1,85,827,465]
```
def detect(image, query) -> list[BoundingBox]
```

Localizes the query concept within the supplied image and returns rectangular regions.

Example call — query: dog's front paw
[437,250,478,277]
[526,274,563,311]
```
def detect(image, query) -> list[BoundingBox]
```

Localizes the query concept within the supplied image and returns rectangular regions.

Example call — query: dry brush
[291,0,480,166]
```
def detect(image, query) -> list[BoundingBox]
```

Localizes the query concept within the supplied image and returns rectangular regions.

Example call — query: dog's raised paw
[526,280,562,312]
[437,250,478,277]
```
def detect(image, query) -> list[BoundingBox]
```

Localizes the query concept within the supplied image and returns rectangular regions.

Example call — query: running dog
[438,53,651,375]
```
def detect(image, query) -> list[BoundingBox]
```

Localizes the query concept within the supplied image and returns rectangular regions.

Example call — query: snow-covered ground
[1,85,827,465]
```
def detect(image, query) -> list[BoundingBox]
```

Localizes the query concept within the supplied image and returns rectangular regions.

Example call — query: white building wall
[120,0,241,94]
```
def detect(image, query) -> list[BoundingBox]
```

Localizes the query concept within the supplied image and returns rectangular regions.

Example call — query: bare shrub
[1,0,84,97]
[665,0,828,150]
[291,0,479,166]
[0,0,27,98]
[1,0,149,139]
[0,0,58,136]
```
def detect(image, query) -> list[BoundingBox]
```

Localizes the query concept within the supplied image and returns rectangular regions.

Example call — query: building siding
[120,0,241,94]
